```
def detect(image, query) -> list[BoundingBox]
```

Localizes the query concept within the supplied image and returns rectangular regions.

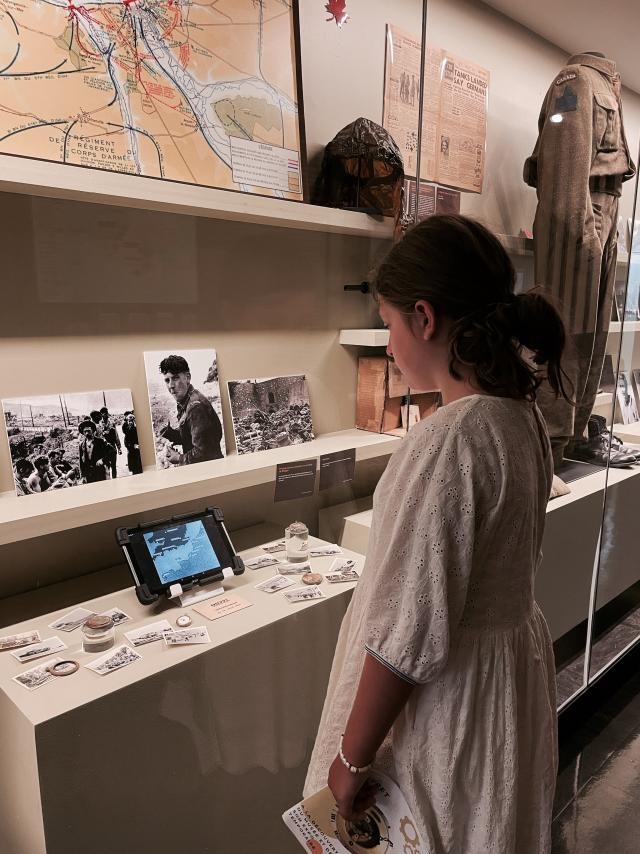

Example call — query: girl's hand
[328,755,377,821]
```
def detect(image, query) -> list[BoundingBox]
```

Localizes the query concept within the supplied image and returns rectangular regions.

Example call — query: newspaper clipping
[383,24,489,194]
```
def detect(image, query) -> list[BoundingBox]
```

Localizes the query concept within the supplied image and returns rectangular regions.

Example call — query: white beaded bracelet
[339,734,373,774]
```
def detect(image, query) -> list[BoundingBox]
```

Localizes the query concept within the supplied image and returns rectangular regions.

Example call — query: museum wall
[1,0,639,610]
[0,193,384,495]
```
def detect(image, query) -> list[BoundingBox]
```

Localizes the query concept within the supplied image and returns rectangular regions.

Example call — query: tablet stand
[168,581,225,607]
[117,507,245,607]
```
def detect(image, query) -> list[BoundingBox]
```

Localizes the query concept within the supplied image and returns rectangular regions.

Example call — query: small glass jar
[82,615,115,653]
[285,521,309,563]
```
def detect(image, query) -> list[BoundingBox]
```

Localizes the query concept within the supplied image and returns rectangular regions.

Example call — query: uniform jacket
[162,385,223,464]
[523,54,636,331]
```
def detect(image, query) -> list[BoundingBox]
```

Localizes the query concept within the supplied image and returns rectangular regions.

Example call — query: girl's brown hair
[374,215,571,402]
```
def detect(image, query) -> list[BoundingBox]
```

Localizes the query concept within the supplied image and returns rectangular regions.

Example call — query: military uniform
[524,53,636,465]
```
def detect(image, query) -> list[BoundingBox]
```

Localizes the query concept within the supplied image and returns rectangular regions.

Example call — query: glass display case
[1,0,640,850]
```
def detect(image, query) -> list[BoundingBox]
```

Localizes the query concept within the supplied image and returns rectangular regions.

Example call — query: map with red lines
[0,0,303,198]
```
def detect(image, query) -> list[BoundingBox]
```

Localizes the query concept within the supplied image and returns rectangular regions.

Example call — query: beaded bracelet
[339,734,373,774]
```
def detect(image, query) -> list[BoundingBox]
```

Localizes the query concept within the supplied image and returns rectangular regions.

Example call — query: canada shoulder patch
[555,71,578,86]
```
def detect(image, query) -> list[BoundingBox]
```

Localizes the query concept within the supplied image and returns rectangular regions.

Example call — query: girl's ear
[414,300,437,341]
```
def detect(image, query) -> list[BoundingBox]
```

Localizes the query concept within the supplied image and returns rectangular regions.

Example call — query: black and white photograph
[13,658,62,691]
[99,606,131,626]
[617,372,640,425]
[327,558,357,575]
[632,369,640,411]
[278,560,311,576]
[86,644,141,675]
[2,389,140,498]
[284,586,325,603]
[227,375,314,455]
[163,626,211,645]
[125,620,173,647]
[244,554,280,571]
[309,544,343,557]
[49,607,95,632]
[11,636,67,664]
[144,348,226,469]
[0,629,40,650]
[261,540,286,554]
[326,570,360,584]
[255,574,297,594]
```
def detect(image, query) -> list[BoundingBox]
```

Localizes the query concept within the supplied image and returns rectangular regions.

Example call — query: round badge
[176,614,192,628]
[48,660,80,677]
[302,572,323,586]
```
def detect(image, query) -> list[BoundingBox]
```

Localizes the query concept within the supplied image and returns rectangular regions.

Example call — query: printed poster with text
[383,25,489,194]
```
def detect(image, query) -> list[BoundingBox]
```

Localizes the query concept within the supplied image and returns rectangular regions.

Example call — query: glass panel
[416,2,640,708]
[588,150,640,682]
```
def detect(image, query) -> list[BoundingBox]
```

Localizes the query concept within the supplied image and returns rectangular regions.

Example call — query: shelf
[594,392,614,409]
[609,320,640,335]
[612,422,640,444]
[0,154,394,239]
[339,328,390,347]
[497,234,533,256]
[0,429,401,547]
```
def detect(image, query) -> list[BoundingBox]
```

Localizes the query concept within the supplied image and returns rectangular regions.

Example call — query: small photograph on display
[617,372,640,424]
[2,389,140,498]
[144,349,225,468]
[228,375,314,455]
[632,370,640,412]
[13,659,62,691]
[86,644,141,676]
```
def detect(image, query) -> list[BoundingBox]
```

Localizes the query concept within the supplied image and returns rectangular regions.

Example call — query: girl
[304,215,568,853]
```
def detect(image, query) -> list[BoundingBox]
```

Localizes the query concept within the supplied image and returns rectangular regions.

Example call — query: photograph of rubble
[227,375,314,455]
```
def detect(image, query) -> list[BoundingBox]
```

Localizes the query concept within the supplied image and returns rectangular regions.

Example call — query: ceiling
[482,0,640,93]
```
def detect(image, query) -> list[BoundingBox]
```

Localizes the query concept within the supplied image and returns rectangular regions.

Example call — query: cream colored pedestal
[0,539,360,854]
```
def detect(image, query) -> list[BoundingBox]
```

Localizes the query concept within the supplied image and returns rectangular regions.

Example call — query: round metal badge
[176,614,192,628]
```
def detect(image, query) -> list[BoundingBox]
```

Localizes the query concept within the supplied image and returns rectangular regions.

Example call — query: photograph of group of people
[2,349,315,499]
[2,390,142,498]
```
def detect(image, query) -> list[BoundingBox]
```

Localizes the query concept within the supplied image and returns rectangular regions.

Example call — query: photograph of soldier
[144,349,226,468]
[228,375,314,455]
[122,410,143,475]
[2,389,139,498]
[99,406,122,476]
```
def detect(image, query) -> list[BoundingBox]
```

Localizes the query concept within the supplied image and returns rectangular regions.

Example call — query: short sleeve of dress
[364,416,498,685]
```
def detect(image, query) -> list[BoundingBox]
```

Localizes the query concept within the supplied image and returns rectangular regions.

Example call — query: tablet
[117,508,244,604]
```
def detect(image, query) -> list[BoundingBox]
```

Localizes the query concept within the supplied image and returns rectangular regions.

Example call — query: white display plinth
[341,466,640,645]
[0,538,362,854]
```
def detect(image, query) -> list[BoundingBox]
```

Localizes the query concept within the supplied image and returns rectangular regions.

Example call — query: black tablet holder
[116,507,244,607]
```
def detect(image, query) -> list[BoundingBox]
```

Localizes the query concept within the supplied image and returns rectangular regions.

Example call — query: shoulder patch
[554,85,578,114]
[555,71,577,86]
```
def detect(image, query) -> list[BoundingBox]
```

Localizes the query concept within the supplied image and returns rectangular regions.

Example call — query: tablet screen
[143,520,221,585]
